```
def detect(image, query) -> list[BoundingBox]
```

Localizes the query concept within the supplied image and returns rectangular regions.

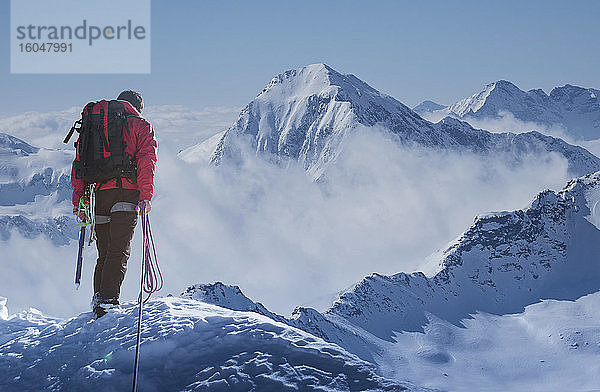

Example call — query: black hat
[117,90,143,112]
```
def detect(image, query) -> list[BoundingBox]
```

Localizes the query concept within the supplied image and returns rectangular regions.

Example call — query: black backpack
[65,100,137,185]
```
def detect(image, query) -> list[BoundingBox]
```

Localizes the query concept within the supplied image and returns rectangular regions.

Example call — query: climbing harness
[132,203,163,392]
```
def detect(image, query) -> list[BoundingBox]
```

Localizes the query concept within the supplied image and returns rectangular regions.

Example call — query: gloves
[137,200,151,215]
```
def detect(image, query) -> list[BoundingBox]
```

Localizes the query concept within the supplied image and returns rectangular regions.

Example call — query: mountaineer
[69,90,157,318]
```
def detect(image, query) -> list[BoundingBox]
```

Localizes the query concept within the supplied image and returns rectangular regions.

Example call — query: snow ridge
[189,64,600,178]
[0,297,427,392]
[326,171,600,339]
[180,282,286,323]
[417,81,600,141]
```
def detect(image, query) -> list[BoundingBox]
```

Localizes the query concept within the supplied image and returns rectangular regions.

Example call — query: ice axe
[74,226,86,289]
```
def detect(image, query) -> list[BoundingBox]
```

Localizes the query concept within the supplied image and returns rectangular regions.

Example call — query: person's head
[117,90,143,112]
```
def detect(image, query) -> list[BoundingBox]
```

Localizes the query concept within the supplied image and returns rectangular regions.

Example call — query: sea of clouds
[0,106,591,317]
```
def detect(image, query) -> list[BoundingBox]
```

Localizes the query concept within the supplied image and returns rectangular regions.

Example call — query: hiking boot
[90,292,101,311]
[92,296,119,319]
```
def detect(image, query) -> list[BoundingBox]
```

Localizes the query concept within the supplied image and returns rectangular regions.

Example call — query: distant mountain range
[182,64,600,178]
[0,133,75,245]
[414,80,600,141]
[185,170,600,366]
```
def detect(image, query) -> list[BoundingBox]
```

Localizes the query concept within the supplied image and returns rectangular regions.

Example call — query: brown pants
[94,188,139,301]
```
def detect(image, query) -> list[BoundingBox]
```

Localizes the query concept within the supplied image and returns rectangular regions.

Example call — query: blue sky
[1,0,599,115]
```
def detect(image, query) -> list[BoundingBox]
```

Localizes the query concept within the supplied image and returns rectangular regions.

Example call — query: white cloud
[0,105,240,151]
[462,111,571,140]
[0,107,80,149]
[146,126,570,316]
[0,233,98,316]
[421,110,570,138]
[144,105,239,152]
[0,113,575,318]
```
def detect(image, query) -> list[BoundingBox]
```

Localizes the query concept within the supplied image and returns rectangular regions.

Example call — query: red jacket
[71,100,157,206]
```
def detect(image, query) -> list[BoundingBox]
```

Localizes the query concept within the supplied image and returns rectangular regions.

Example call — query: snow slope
[417,80,600,141]
[180,282,286,324]
[186,64,600,178]
[325,171,600,339]
[0,296,428,392]
[379,291,600,391]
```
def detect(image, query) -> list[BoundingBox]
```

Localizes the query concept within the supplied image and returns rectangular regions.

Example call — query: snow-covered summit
[180,282,285,323]
[421,80,600,140]
[443,80,526,117]
[0,133,39,156]
[0,296,426,392]
[207,63,432,177]
[187,65,600,178]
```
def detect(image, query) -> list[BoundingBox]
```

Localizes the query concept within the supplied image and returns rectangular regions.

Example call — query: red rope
[138,207,163,303]
[132,206,163,392]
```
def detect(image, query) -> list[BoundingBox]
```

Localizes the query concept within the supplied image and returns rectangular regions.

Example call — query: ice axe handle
[64,120,82,144]
[75,226,85,288]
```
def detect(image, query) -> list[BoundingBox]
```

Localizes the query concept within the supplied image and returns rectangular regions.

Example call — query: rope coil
[75,193,91,228]
[132,204,163,392]
[137,205,163,303]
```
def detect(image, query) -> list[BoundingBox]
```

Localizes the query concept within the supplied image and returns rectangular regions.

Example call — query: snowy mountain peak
[180,282,284,322]
[549,84,600,109]
[445,80,522,117]
[492,79,519,89]
[257,63,386,106]
[0,133,39,156]
[324,170,600,339]
[185,65,600,179]
[259,63,338,98]
[428,80,600,140]
[206,63,425,176]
